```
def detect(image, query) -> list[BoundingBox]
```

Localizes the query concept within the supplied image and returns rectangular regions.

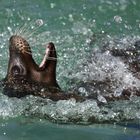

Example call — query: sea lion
[1,35,85,101]
[7,35,59,88]
[1,35,140,103]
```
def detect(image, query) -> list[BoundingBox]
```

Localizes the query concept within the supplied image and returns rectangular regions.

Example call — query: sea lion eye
[11,65,24,76]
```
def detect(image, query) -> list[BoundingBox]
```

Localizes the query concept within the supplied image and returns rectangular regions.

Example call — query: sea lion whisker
[21,27,33,38]
[14,26,20,35]
[9,48,31,55]
[19,20,35,38]
[18,46,27,51]
[21,20,43,39]
[23,50,32,55]
[15,22,29,36]
[18,23,29,37]
[16,24,25,36]
[26,25,43,39]
[18,47,32,55]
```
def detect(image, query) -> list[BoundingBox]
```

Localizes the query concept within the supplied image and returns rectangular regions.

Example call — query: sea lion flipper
[39,42,57,70]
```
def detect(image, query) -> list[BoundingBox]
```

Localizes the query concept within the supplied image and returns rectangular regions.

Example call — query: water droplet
[83,4,86,10]
[7,26,13,35]
[68,14,74,22]
[35,19,44,27]
[62,22,66,26]
[101,30,105,34]
[97,94,107,103]
[50,3,56,8]
[114,88,123,97]
[41,88,45,92]
[78,87,88,96]
[27,17,31,21]
[114,15,122,23]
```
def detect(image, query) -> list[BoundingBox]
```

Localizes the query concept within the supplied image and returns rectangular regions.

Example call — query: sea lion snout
[9,35,31,53]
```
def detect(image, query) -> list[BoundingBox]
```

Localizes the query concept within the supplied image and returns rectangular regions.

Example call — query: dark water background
[0,0,140,139]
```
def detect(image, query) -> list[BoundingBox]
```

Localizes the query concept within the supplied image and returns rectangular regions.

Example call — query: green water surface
[0,0,140,140]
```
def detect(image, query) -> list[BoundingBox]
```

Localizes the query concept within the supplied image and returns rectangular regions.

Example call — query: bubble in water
[35,19,44,27]
[72,22,92,35]
[114,15,122,23]
[3,132,6,135]
[124,24,132,30]
[62,22,66,26]
[78,87,88,96]
[27,17,31,21]
[6,9,13,17]
[113,88,123,97]
[97,94,107,103]
[7,26,13,35]
[82,4,87,10]
[50,3,56,8]
[68,14,74,22]
[101,30,105,34]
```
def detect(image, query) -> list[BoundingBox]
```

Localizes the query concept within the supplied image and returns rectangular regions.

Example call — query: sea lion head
[3,35,60,98]
[7,35,59,85]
